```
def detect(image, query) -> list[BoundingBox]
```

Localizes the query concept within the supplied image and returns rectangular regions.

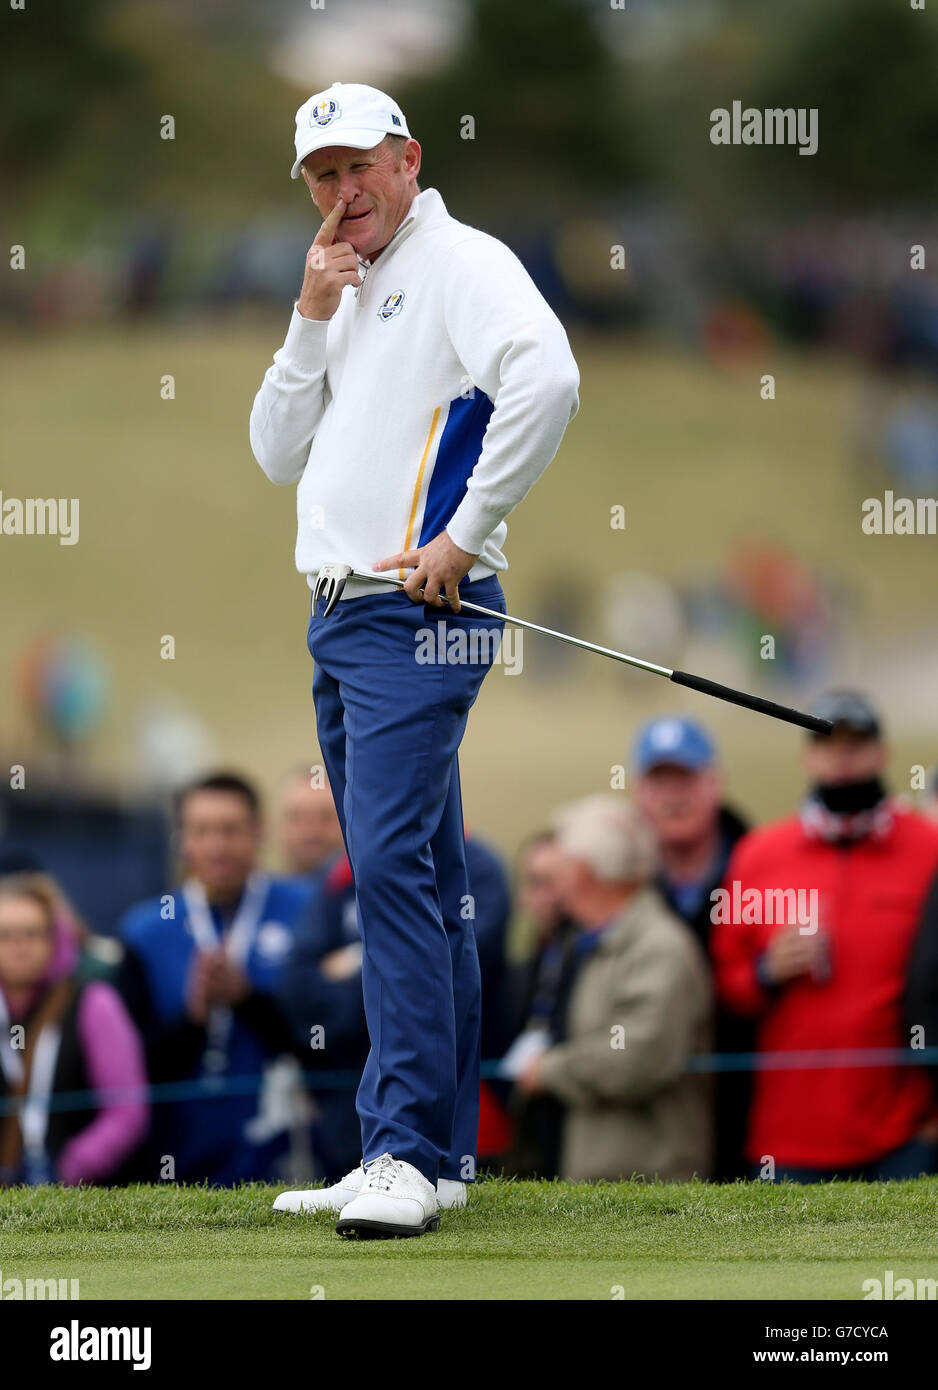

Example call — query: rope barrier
[2,1047,937,1117]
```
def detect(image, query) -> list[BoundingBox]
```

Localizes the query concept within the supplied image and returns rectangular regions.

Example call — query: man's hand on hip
[297,197,362,322]
[374,531,478,612]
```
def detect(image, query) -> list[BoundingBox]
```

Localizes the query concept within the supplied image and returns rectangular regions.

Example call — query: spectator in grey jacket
[633,716,752,1181]
[517,796,713,1182]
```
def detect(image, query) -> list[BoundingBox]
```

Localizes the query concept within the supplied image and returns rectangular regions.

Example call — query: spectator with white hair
[515,795,713,1181]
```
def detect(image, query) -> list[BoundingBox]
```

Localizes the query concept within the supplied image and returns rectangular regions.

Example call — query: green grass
[1,1179,937,1300]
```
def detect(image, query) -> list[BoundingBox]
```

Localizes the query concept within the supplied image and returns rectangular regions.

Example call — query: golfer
[250,82,579,1237]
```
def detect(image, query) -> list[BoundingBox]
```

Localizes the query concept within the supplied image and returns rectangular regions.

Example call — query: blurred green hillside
[2,321,936,854]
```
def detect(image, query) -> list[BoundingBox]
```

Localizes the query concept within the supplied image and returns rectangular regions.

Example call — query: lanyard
[182,873,268,1072]
[20,1025,62,1158]
[0,987,62,1159]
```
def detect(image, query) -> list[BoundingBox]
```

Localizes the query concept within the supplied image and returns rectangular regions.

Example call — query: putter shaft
[342,570,832,736]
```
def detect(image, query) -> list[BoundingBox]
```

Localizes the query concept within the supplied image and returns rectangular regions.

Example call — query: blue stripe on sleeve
[416,390,494,546]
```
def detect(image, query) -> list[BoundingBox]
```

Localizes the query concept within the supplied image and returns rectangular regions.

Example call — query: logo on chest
[378,290,405,320]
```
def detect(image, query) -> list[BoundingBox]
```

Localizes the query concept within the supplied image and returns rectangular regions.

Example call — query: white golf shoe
[437,1177,467,1209]
[273,1167,365,1213]
[335,1153,439,1239]
[273,1165,467,1214]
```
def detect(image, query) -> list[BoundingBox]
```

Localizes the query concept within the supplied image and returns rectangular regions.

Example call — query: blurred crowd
[2,688,938,1189]
[17,211,938,389]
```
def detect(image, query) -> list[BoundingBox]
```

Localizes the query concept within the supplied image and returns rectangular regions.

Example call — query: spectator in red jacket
[711,690,938,1182]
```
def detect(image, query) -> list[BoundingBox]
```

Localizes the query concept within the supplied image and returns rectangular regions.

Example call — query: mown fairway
[1,1179,936,1300]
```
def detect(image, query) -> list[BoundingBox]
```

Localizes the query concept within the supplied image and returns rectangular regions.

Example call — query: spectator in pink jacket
[0,874,148,1185]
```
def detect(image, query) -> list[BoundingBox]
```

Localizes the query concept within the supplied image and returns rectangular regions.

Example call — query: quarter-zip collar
[354,187,444,305]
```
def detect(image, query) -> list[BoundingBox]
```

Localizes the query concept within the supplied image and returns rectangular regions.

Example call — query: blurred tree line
[1,0,936,254]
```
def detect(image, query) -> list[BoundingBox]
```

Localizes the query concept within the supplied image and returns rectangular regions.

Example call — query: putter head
[313,563,352,617]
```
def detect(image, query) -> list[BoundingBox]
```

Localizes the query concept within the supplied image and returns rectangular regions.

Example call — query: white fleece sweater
[249,187,580,599]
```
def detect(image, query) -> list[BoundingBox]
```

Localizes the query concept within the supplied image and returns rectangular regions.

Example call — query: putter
[312,563,833,735]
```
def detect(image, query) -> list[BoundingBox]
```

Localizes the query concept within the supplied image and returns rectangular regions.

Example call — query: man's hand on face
[297,196,362,321]
[373,531,479,612]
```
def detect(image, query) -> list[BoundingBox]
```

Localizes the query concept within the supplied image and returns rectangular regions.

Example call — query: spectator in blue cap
[633,716,752,1181]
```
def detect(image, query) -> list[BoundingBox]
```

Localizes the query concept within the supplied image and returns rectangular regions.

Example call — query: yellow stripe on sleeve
[399,406,441,581]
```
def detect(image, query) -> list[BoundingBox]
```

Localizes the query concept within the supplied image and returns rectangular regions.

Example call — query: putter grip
[669,669,832,735]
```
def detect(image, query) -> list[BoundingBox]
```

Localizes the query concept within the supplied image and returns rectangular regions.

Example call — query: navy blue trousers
[307,573,506,1184]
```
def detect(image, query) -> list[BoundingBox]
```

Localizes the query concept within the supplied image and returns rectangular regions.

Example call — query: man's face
[300,137,421,260]
[278,778,342,875]
[552,853,594,925]
[518,839,567,939]
[635,763,721,849]
[0,895,54,990]
[179,791,260,900]
[804,730,886,787]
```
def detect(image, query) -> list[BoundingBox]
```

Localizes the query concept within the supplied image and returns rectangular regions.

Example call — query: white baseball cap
[291,82,411,179]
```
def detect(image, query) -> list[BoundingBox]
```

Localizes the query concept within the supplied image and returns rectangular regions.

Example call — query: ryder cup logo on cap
[311,98,341,127]
[291,81,411,179]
